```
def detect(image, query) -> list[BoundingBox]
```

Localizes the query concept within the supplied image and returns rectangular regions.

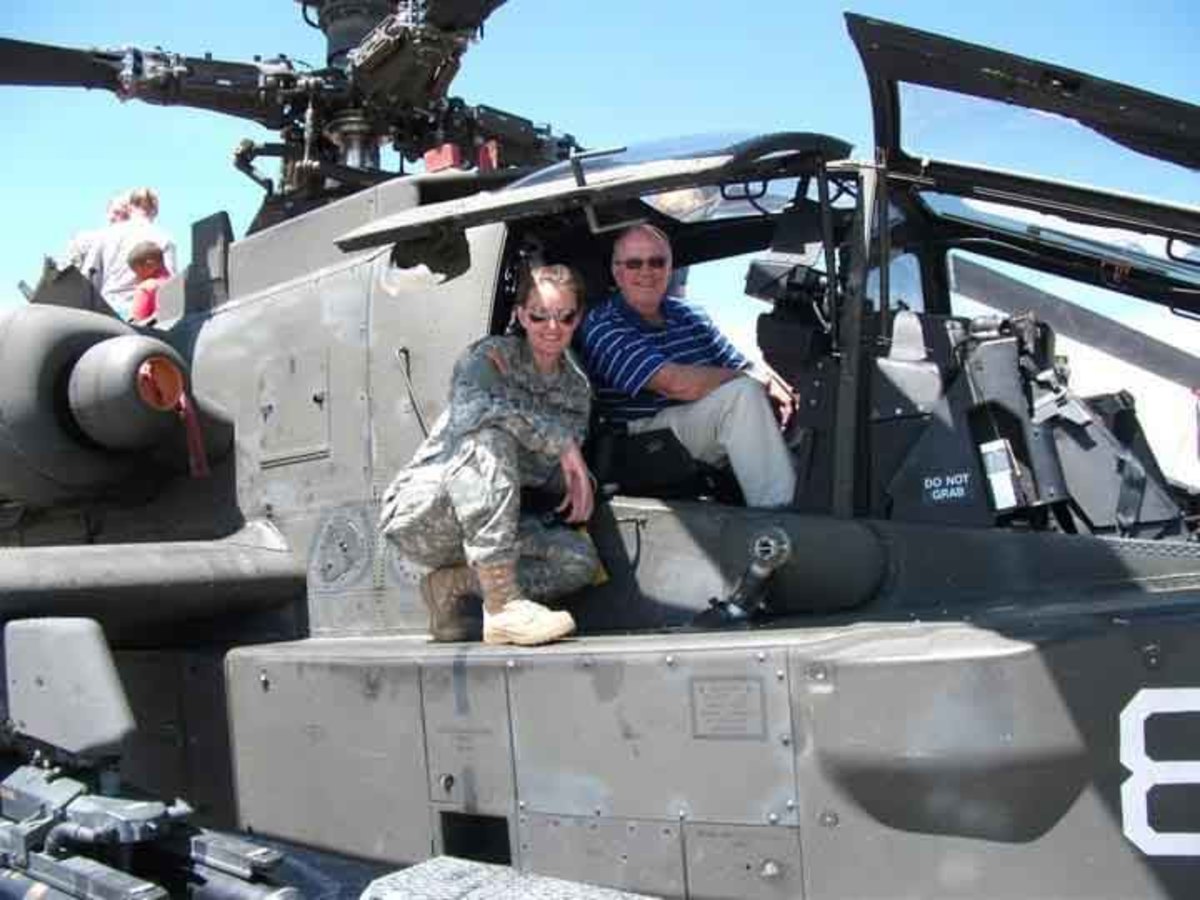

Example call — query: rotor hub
[297,0,394,68]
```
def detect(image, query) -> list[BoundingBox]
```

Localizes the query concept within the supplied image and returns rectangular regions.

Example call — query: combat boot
[420,565,482,642]
[475,561,575,646]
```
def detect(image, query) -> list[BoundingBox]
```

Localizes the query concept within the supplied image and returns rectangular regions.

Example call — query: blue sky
[1,0,1197,307]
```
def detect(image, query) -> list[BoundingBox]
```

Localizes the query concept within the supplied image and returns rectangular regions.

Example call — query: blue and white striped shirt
[579,293,749,423]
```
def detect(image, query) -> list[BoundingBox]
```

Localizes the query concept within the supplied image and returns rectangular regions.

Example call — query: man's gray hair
[613,223,672,257]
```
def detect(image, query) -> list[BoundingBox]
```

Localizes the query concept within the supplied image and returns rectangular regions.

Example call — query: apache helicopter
[1,3,1200,899]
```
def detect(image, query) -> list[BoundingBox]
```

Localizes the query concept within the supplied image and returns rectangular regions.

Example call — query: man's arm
[646,362,740,402]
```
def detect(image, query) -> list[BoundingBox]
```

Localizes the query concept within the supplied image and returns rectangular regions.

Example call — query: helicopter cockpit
[334,119,1198,635]
[345,130,1196,530]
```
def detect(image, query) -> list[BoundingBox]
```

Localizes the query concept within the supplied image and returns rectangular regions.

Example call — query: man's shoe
[483,599,575,646]
[420,566,481,642]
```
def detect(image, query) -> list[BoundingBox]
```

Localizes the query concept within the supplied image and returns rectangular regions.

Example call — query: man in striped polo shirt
[579,224,798,507]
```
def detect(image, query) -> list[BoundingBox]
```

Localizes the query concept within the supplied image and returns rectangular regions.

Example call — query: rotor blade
[0,37,121,90]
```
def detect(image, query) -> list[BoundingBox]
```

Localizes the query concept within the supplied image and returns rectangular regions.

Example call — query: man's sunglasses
[615,256,668,271]
[526,308,580,325]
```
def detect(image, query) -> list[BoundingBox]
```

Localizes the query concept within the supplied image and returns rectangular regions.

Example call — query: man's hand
[746,362,798,428]
[556,440,594,524]
[764,376,797,428]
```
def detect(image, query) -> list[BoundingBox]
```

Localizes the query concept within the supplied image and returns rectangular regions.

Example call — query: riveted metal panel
[684,823,803,900]
[508,649,796,825]
[789,623,1196,900]
[300,504,426,637]
[260,348,331,467]
[229,179,420,298]
[367,224,502,497]
[518,814,684,898]
[422,661,514,815]
[195,259,372,523]
[227,646,431,863]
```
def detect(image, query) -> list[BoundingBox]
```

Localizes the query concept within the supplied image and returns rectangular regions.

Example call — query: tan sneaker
[483,599,575,646]
[420,566,481,642]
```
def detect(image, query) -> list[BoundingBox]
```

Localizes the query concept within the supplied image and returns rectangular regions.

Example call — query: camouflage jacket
[406,335,592,488]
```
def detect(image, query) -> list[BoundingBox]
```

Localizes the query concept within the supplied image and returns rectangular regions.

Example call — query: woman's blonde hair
[515,263,587,309]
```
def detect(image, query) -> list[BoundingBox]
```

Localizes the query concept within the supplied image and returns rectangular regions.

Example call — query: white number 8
[1120,687,1200,856]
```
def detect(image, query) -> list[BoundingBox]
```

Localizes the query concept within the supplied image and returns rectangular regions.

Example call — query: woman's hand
[556,440,594,524]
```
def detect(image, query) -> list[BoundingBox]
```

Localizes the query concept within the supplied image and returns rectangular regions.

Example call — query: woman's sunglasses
[615,256,668,271]
[526,308,580,325]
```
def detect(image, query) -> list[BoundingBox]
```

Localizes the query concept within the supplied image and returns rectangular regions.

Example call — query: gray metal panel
[788,625,1174,899]
[580,501,885,637]
[226,645,432,863]
[191,257,372,528]
[259,348,331,466]
[518,814,683,898]
[422,661,514,815]
[508,649,796,825]
[367,223,503,496]
[599,499,729,615]
[301,504,427,637]
[684,823,803,900]
[230,180,420,298]
[6,618,134,757]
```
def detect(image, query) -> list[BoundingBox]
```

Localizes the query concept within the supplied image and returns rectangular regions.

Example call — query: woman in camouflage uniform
[379,264,599,646]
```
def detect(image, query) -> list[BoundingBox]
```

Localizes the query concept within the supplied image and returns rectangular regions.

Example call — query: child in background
[126,241,170,324]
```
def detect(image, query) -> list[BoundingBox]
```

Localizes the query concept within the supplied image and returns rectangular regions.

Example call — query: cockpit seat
[888,308,926,362]
[874,310,944,417]
[585,423,743,505]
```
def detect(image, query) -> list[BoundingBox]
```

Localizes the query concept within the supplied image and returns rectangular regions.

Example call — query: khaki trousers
[627,376,796,507]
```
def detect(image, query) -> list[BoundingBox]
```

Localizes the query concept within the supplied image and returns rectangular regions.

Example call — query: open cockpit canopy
[847,13,1200,315]
[334,132,852,252]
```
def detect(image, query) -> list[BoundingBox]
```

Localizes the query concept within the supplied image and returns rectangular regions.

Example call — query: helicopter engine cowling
[0,306,187,506]
[67,334,187,451]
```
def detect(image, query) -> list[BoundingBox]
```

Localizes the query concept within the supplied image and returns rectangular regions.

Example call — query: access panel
[227,643,431,863]
[508,647,796,826]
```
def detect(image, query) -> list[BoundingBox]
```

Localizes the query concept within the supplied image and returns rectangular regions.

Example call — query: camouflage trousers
[380,427,600,602]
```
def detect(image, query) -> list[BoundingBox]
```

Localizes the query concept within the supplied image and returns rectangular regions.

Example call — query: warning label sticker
[921,471,973,504]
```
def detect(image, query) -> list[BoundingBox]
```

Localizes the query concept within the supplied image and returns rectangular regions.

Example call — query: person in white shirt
[84,187,177,321]
[62,193,131,272]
